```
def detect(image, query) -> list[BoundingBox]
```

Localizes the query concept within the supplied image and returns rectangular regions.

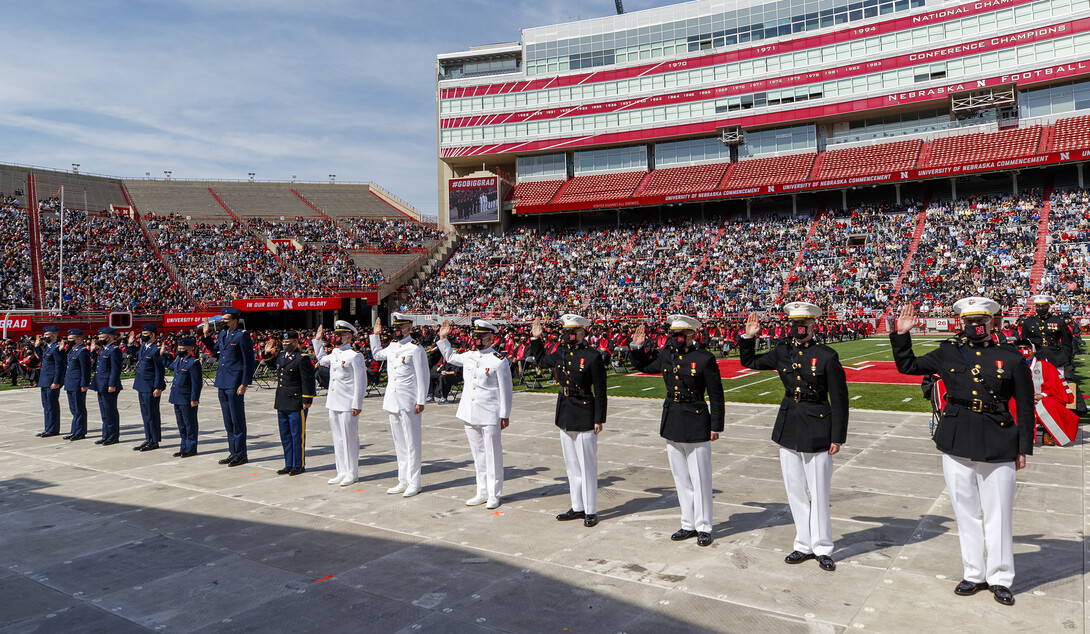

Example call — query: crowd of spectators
[39,210,193,313]
[1039,188,1090,313]
[339,218,445,253]
[147,213,311,305]
[784,202,918,316]
[897,193,1041,314]
[0,201,34,309]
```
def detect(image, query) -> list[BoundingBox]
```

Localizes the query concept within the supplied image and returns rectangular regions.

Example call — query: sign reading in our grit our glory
[0,317,31,332]
[231,297,340,311]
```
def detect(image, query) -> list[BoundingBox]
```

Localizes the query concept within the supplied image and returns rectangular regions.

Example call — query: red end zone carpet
[628,359,919,385]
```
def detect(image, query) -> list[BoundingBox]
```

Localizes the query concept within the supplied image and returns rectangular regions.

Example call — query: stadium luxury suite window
[439,0,1082,118]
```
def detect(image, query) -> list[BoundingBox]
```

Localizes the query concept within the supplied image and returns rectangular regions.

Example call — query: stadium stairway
[289,189,338,223]
[775,212,824,305]
[1028,181,1055,297]
[670,218,728,310]
[26,175,46,310]
[877,195,932,333]
[124,184,203,311]
[403,233,459,295]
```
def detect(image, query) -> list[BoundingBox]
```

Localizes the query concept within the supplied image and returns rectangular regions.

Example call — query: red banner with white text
[231,297,341,311]
[163,312,221,328]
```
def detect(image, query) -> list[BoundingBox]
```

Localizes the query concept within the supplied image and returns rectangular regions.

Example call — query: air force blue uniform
[203,327,255,459]
[133,342,167,444]
[93,342,124,443]
[64,343,92,438]
[168,352,203,455]
[37,337,67,435]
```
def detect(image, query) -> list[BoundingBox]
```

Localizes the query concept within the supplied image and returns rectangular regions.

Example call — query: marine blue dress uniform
[92,327,124,445]
[891,298,1033,606]
[201,307,256,466]
[133,323,166,451]
[36,325,66,437]
[527,314,608,527]
[167,337,202,457]
[62,329,92,441]
[273,331,316,475]
[740,302,849,572]
[1022,294,1074,375]
[629,315,725,546]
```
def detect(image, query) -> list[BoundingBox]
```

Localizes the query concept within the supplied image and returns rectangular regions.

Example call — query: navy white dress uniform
[201,307,256,465]
[629,315,724,545]
[92,327,124,445]
[740,302,849,570]
[36,325,66,437]
[167,337,202,457]
[273,331,316,476]
[313,321,368,486]
[370,313,430,497]
[132,323,166,451]
[527,313,608,526]
[62,329,92,441]
[1022,294,1074,375]
[891,297,1033,605]
[437,320,513,509]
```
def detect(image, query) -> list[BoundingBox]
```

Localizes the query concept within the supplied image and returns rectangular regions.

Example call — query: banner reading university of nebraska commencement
[232,297,340,311]
[163,312,221,328]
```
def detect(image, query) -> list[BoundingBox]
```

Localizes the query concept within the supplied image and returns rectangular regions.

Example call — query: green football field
[513,336,1090,414]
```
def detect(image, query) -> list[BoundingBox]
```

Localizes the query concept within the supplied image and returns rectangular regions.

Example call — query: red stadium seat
[552,170,646,204]
[924,126,1042,168]
[637,163,730,197]
[721,153,815,188]
[508,179,565,206]
[1051,115,1090,153]
[814,139,922,179]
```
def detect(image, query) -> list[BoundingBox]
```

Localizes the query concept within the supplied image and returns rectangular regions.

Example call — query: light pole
[164,170,172,181]
[329,174,336,184]
[248,172,255,183]
[71,163,80,174]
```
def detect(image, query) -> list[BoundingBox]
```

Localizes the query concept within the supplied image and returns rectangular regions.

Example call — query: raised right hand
[315,324,324,340]
[896,304,918,335]
[531,316,543,339]
[372,318,382,336]
[438,320,451,340]
[744,313,761,338]
[631,324,646,347]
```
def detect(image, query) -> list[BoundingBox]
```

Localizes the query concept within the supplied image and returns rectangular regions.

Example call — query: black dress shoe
[218,456,235,465]
[583,514,598,527]
[101,439,118,446]
[954,580,989,596]
[182,451,197,457]
[35,431,45,437]
[276,467,292,475]
[172,451,183,457]
[671,529,698,541]
[62,434,73,440]
[817,555,836,571]
[992,586,1015,606]
[228,457,248,467]
[69,434,85,441]
[556,509,586,521]
[697,532,713,547]
[94,439,105,445]
[139,443,159,452]
[785,551,815,564]
[133,442,148,451]
[289,468,305,476]
[39,432,59,438]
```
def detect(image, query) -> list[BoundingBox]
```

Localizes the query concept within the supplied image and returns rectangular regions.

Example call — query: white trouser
[389,410,423,488]
[941,453,1017,587]
[465,423,503,497]
[328,409,360,479]
[666,440,713,533]
[560,430,598,514]
[779,447,834,556]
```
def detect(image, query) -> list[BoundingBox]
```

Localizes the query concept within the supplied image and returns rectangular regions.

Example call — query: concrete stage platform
[0,387,1085,633]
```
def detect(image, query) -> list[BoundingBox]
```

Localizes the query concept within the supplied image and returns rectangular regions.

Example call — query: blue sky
[2,0,681,219]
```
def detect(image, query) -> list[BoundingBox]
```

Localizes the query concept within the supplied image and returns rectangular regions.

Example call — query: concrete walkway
[0,386,1084,633]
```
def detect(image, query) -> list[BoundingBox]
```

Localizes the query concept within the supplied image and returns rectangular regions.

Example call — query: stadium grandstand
[0,164,454,330]
[420,0,1090,326]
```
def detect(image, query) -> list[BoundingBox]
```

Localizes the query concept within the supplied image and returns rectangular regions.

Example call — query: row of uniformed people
[32,300,1035,606]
